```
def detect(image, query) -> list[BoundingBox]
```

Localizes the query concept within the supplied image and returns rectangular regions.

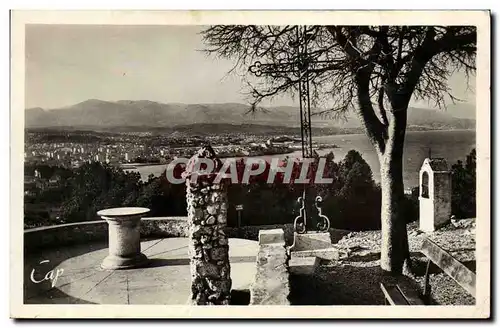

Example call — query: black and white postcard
[10,10,491,319]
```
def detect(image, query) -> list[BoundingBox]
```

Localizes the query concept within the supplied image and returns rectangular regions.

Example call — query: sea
[126,130,476,189]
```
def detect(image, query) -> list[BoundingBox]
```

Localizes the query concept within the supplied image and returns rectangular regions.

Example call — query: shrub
[25,150,384,232]
[451,148,476,219]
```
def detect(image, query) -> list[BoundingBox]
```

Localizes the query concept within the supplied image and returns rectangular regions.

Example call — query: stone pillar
[97,207,150,270]
[183,145,231,305]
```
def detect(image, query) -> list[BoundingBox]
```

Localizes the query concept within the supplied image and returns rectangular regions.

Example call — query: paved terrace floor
[25,238,258,304]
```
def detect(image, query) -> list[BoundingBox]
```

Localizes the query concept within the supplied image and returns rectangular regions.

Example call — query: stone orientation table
[97,207,150,270]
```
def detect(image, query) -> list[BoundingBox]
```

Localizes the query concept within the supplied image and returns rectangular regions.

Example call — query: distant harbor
[216,147,296,158]
[120,163,165,170]
[126,130,476,187]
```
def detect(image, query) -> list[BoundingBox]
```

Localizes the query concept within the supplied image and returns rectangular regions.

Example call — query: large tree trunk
[379,148,408,274]
[378,102,410,275]
[355,69,411,275]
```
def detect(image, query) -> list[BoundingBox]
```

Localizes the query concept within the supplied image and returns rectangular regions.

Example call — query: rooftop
[425,158,449,171]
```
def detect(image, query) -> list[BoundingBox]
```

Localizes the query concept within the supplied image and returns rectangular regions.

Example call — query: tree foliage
[24,148,476,232]
[25,151,382,231]
[222,151,381,230]
[202,26,476,133]
[451,148,476,219]
[60,162,142,222]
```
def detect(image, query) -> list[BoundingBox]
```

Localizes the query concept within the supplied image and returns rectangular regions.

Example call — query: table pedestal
[97,207,150,270]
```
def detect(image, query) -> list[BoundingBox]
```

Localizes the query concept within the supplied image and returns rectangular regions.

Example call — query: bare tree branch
[201,24,476,124]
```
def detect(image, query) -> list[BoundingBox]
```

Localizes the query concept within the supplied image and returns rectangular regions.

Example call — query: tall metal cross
[248,25,331,234]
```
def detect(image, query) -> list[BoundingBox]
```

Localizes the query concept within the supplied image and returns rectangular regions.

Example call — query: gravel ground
[289,220,476,305]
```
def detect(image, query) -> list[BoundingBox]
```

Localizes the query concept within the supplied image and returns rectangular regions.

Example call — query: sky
[25,25,475,110]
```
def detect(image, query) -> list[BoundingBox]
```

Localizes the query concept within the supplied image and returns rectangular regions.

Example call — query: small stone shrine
[419,158,452,232]
[183,145,231,305]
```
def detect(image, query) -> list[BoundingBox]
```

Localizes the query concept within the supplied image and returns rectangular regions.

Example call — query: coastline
[124,129,475,187]
[315,128,475,139]
[120,163,164,169]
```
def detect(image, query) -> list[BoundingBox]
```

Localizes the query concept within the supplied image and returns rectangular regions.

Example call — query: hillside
[295,220,476,305]
[25,100,476,131]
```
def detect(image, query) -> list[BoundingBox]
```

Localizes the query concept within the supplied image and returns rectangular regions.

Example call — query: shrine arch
[421,171,430,198]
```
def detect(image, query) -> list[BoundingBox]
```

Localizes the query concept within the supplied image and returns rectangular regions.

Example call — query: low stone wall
[141,217,189,238]
[24,220,109,253]
[24,217,189,252]
[24,218,348,253]
[249,229,290,305]
[226,225,350,246]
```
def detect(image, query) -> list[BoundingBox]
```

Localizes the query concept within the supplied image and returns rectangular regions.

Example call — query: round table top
[97,207,150,217]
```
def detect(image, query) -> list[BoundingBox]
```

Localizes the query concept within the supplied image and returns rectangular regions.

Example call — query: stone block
[194,259,220,278]
[289,256,319,275]
[290,247,339,261]
[210,247,229,261]
[217,214,226,224]
[258,229,285,245]
[289,232,332,252]
[205,216,216,225]
[207,204,219,215]
[250,244,290,305]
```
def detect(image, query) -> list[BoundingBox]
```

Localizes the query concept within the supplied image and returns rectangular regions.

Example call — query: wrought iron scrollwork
[293,196,307,234]
[315,196,330,232]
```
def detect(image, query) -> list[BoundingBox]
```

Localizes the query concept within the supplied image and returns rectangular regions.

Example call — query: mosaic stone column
[183,145,231,305]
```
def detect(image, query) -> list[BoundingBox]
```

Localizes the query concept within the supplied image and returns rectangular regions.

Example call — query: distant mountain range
[25,99,476,132]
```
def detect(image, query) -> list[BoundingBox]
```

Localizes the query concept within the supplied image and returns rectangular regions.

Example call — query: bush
[224,150,382,231]
[329,150,382,230]
[451,148,476,219]
[139,174,187,217]
[60,162,143,223]
[401,187,419,224]
[25,150,384,232]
